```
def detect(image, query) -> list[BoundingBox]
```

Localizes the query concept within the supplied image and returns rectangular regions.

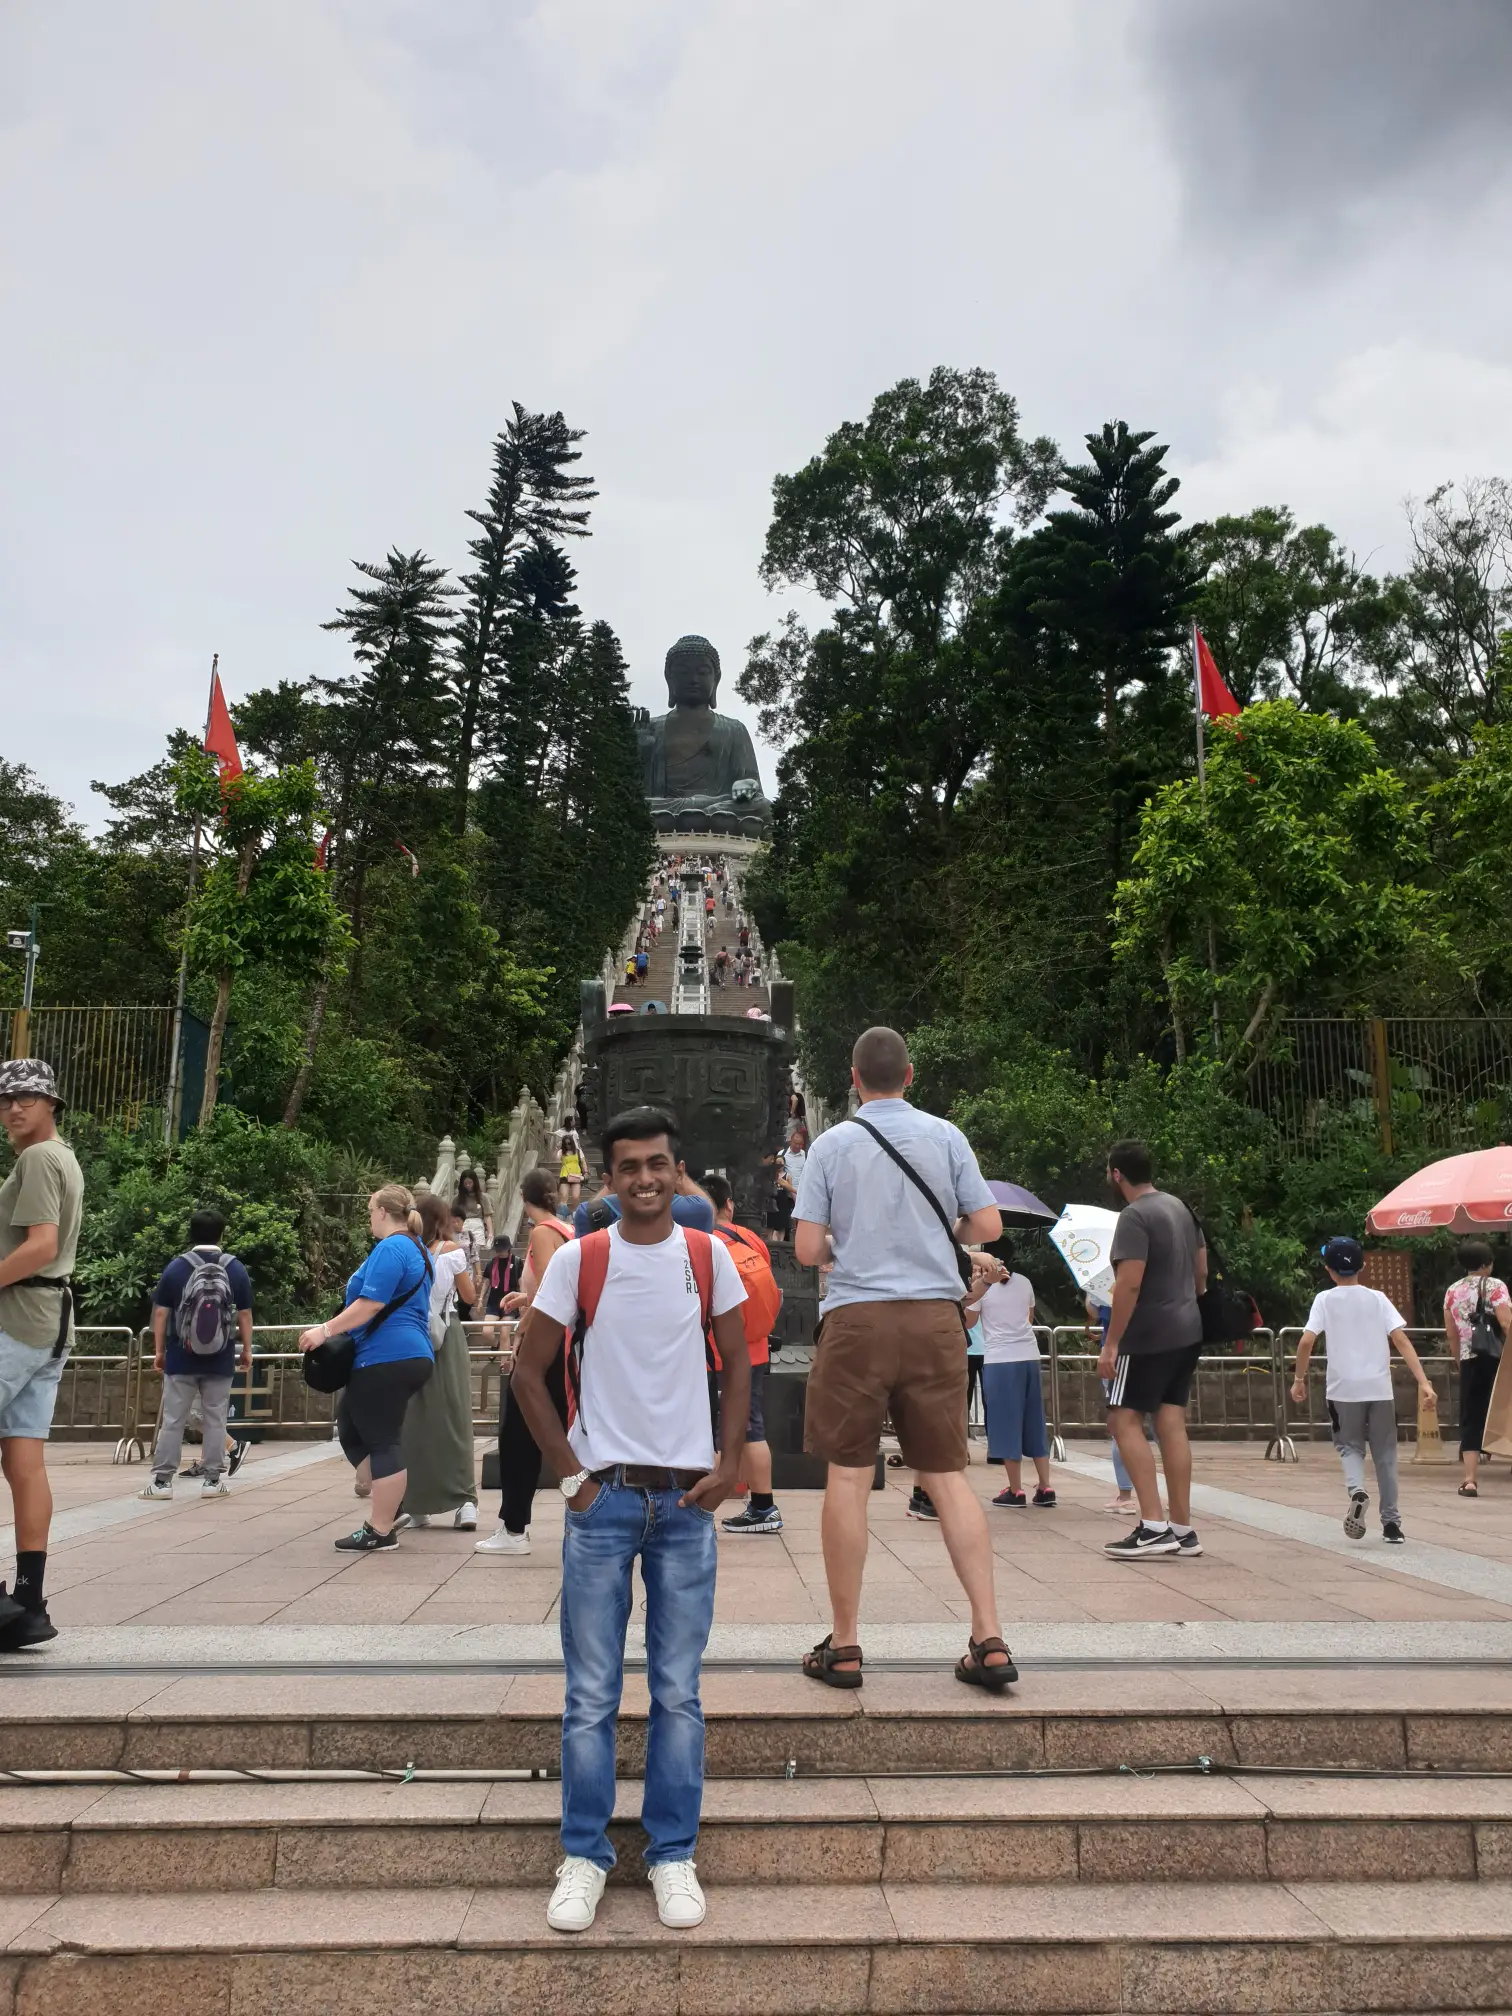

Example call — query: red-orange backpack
[565,1226,716,1427]
[707,1223,784,1369]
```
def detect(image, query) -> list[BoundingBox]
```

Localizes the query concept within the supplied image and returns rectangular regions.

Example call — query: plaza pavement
[15,1433,1512,1671]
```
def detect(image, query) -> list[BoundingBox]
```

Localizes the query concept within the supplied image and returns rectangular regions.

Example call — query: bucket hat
[0,1058,65,1109]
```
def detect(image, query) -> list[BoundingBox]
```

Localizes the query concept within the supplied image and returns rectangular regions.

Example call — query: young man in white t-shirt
[511,1106,750,1938]
[1290,1235,1437,1545]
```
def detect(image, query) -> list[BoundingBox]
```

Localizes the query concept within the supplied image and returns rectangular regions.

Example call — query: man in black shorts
[1097,1140,1207,1560]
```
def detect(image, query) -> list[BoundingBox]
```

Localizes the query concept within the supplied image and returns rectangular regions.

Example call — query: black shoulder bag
[1195,1227,1256,1346]
[303,1246,435,1394]
[1470,1278,1503,1362]
[846,1116,975,1292]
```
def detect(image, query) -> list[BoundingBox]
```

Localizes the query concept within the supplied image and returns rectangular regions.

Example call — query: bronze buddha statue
[638,635,772,836]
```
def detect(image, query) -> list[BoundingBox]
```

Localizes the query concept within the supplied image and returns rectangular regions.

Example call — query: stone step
[4,1880,1511,2012]
[3,1772,1511,1893]
[3,1677,1507,1775]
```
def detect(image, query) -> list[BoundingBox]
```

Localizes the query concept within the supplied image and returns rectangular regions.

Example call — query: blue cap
[1321,1236,1365,1275]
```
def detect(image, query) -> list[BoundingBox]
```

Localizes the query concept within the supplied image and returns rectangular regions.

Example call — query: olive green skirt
[400,1311,477,1514]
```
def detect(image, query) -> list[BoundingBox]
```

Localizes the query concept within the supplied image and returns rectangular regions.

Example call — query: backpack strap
[576,1229,612,1327]
[685,1226,715,1330]
[846,1115,974,1292]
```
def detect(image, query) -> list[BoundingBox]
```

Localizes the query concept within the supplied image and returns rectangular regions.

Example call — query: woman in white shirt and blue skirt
[965,1244,1056,1510]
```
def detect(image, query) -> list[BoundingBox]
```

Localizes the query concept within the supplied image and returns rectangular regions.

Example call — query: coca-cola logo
[1395,1210,1433,1228]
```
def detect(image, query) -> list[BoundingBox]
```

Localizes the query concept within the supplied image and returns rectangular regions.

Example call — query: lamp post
[5,903,40,1056]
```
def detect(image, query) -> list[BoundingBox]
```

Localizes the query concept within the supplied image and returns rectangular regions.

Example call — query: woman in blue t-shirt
[298,1184,433,1552]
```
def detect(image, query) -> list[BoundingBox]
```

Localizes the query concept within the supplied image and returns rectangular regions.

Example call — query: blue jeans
[559,1474,717,1870]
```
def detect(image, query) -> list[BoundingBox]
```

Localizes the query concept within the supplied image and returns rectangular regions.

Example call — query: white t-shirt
[431,1246,470,1322]
[533,1223,747,1473]
[1304,1284,1404,1402]
[978,1274,1038,1364]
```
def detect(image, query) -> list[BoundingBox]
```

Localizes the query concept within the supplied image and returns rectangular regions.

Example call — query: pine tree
[449,406,596,834]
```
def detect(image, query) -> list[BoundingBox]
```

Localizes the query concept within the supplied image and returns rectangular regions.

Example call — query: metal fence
[1254,1016,1512,1158]
[4,1005,174,1130]
[1044,1326,1288,1454]
[107,1320,523,1462]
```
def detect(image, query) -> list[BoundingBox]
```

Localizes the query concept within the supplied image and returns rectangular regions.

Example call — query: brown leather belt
[592,1464,708,1491]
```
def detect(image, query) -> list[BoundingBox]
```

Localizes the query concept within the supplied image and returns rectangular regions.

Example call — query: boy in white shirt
[1290,1235,1437,1545]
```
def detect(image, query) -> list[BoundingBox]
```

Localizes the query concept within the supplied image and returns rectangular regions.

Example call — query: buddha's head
[665,634,720,710]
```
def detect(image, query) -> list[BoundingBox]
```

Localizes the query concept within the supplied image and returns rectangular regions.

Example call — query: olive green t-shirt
[0,1136,84,1351]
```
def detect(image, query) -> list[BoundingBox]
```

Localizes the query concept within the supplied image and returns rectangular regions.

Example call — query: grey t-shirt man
[792,1099,996,1311]
[1109,1191,1204,1354]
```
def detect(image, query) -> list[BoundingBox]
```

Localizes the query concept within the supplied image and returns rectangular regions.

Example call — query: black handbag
[1195,1229,1256,1344]
[1469,1278,1503,1362]
[302,1248,434,1394]
[846,1116,975,1291]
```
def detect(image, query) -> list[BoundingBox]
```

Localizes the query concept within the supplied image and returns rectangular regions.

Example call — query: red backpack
[566,1226,716,1427]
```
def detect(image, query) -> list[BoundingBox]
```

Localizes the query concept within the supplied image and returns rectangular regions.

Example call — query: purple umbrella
[985,1180,1057,1228]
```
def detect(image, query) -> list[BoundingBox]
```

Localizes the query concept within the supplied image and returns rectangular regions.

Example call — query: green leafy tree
[1190,506,1380,714]
[1114,702,1439,1059]
[174,752,349,1123]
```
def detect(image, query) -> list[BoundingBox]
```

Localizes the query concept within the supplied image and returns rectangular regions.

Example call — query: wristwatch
[559,1469,592,1500]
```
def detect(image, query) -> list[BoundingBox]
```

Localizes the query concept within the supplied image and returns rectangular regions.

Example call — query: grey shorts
[0,1329,66,1440]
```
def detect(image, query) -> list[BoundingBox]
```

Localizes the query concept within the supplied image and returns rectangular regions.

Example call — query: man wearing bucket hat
[0,1059,84,1648]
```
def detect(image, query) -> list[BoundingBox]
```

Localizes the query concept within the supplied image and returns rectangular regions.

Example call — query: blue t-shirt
[572,1193,716,1238]
[344,1235,433,1368]
[152,1247,253,1379]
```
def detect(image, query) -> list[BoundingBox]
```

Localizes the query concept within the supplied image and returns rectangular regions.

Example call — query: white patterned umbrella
[1049,1203,1120,1303]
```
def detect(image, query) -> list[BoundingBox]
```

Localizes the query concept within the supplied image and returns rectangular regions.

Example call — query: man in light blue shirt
[792,1027,1014,1693]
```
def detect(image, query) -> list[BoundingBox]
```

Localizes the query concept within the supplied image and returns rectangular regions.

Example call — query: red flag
[1195,629,1240,717]
[204,670,244,783]
[314,828,331,871]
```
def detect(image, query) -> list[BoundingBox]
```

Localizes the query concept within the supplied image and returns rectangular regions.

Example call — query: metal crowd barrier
[104,1318,526,1464]
[48,1328,137,1452]
[1041,1325,1298,1464]
[1272,1326,1459,1447]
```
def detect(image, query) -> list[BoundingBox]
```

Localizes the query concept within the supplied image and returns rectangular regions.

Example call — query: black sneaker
[1344,1489,1369,1540]
[179,1459,205,1479]
[1383,1520,1406,1544]
[227,1438,249,1478]
[722,1504,784,1536]
[1032,1488,1057,1509]
[334,1522,398,1552]
[1173,1529,1203,1557]
[0,1583,28,1635]
[907,1492,939,1522]
[0,1602,57,1651]
[1104,1522,1180,1559]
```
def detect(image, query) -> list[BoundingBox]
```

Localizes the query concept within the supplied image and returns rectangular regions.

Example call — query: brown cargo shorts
[803,1299,968,1473]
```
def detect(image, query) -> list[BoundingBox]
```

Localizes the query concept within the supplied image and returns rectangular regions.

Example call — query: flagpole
[163,654,216,1145]
[1192,622,1222,1056]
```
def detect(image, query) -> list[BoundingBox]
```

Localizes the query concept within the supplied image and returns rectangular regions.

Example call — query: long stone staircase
[4,1672,1512,2010]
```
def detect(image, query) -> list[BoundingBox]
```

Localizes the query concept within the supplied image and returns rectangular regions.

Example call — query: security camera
[5,932,29,950]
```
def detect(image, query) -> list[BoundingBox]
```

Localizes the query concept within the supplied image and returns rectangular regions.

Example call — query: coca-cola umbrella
[985,1180,1058,1229]
[1366,1147,1512,1235]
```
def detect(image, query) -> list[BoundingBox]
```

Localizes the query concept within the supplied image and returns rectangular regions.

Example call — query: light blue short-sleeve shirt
[793,1099,996,1312]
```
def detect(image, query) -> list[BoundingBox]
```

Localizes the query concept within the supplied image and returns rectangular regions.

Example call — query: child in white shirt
[1290,1235,1437,1545]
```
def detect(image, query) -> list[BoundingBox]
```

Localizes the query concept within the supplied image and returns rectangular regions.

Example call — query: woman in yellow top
[557,1127,585,1207]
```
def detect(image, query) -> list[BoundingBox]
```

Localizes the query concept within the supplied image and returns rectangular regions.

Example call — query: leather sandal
[1459,1481,1479,1497]
[955,1635,1018,1692]
[802,1633,864,1689]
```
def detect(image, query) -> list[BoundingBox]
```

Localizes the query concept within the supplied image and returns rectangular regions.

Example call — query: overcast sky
[5,0,1511,825]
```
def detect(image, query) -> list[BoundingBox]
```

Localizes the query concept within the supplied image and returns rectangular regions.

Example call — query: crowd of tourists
[0,1031,1504,1941]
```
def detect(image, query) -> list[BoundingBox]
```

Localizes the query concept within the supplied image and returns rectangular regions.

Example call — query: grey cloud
[1141,0,1512,239]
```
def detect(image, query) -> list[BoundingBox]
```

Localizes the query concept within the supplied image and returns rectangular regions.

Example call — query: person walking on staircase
[138,1208,253,1502]
[395,1193,479,1533]
[703,1177,785,1536]
[512,1106,750,1934]
[1098,1141,1209,1561]
[0,1059,84,1649]
[793,1027,1015,1692]
[475,1167,574,1555]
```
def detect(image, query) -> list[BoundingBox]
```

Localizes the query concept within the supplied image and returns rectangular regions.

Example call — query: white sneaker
[201,1477,230,1498]
[405,1513,431,1529]
[650,1860,705,1928]
[474,1526,531,1555]
[454,1500,478,1531]
[138,1477,172,1500]
[547,1854,607,1932]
